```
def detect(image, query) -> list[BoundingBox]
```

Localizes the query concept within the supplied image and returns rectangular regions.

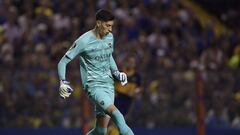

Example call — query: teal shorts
[86,85,115,116]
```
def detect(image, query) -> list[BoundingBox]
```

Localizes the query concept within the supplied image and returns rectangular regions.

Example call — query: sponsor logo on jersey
[95,53,111,62]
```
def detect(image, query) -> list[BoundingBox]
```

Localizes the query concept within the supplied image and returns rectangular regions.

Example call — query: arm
[58,41,83,80]
[110,54,118,73]
[58,55,71,80]
[58,55,73,99]
[58,42,83,99]
[110,55,128,86]
[109,34,127,85]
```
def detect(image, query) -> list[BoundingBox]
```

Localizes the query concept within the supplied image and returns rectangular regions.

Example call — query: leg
[86,115,110,135]
[86,86,133,135]
[85,86,114,135]
[106,105,134,135]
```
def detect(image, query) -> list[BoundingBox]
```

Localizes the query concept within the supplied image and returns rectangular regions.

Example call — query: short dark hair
[96,9,115,21]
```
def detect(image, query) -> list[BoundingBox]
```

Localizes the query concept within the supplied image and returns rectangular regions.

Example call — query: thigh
[87,86,115,115]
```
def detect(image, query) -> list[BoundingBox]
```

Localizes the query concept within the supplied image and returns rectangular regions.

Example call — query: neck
[93,27,103,39]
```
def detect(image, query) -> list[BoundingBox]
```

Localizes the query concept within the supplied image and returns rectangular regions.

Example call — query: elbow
[58,60,63,69]
[58,59,66,71]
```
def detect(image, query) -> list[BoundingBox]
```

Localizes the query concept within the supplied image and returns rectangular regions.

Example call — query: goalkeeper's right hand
[59,80,73,99]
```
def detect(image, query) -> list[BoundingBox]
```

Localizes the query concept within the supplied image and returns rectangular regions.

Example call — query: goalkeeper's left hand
[59,80,73,99]
[113,71,128,86]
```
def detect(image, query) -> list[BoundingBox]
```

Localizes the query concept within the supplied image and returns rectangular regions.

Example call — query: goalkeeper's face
[97,20,114,36]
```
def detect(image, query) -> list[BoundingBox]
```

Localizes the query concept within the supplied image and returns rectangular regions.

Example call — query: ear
[96,21,101,27]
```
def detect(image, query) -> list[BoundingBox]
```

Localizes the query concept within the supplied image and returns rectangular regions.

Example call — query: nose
[108,27,112,32]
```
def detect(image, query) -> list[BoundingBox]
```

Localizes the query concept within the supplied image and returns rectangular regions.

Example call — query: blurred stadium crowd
[0,0,240,129]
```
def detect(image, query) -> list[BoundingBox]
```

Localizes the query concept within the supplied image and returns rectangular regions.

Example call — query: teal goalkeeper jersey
[59,30,118,89]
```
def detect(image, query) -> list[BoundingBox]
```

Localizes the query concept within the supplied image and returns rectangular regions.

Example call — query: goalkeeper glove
[113,71,128,86]
[59,80,73,99]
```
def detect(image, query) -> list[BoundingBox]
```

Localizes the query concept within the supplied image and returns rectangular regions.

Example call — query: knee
[106,104,117,114]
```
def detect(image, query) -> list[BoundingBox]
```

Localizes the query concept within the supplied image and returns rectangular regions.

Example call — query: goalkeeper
[57,9,134,135]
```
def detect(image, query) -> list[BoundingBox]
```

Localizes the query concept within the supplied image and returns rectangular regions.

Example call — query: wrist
[113,70,120,77]
[60,80,69,85]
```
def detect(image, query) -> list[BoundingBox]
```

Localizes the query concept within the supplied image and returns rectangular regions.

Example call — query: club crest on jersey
[108,43,112,48]
[100,100,105,105]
